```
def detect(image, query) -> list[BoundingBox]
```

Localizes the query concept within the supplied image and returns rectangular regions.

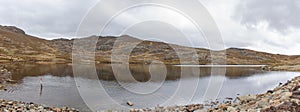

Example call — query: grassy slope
[0,26,66,63]
[0,26,299,71]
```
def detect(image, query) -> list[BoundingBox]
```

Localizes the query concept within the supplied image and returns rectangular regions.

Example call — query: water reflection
[39,77,43,96]
[6,63,264,82]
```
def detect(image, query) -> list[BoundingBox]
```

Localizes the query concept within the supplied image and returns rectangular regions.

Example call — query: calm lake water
[0,63,299,111]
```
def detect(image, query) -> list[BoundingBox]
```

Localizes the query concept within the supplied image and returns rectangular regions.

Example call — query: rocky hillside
[52,36,300,70]
[0,25,62,63]
[0,25,299,70]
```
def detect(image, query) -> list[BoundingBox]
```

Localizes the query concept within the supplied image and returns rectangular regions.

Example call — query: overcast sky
[0,0,299,55]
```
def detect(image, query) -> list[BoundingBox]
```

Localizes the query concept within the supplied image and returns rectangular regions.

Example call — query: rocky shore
[129,75,300,112]
[0,99,79,112]
[0,65,79,112]
[208,75,300,112]
[0,64,14,91]
[129,104,204,112]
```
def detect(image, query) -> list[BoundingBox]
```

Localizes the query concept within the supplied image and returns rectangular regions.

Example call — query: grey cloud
[233,0,300,33]
[0,0,98,38]
[0,0,299,55]
[124,21,209,48]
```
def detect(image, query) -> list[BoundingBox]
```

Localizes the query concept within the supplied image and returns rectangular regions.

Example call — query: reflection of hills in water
[6,63,265,82]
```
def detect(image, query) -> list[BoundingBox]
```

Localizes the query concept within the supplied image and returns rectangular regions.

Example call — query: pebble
[0,99,79,112]
[130,104,204,112]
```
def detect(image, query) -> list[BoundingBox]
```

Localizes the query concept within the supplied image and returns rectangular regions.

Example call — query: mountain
[0,25,60,62]
[0,25,299,71]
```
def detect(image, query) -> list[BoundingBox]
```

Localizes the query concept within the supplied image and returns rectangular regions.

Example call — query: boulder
[127,101,133,106]
[238,95,256,102]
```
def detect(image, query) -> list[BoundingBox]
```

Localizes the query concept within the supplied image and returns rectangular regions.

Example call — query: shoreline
[1,63,300,111]
[0,66,80,111]
[0,99,79,112]
[130,75,300,112]
[208,75,300,111]
[0,65,14,91]
[1,60,300,72]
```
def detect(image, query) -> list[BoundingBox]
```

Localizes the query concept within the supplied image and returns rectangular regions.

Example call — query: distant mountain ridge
[0,25,299,71]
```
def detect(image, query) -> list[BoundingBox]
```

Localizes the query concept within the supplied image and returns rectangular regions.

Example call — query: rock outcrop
[0,25,26,35]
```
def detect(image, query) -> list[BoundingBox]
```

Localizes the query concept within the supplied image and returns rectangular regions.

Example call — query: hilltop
[0,25,299,71]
